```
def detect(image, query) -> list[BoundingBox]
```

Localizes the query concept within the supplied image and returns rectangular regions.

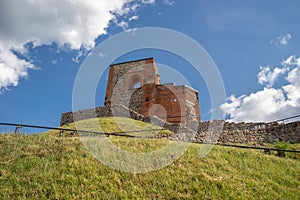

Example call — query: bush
[155,129,175,137]
[274,140,290,157]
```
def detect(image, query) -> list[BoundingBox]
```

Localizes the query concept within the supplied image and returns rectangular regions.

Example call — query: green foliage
[0,133,299,199]
[274,140,290,157]
[154,129,175,137]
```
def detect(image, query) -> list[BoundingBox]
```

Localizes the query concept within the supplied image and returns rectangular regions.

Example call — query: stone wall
[61,107,300,144]
[60,104,196,138]
[61,104,171,127]
[192,120,300,144]
[60,106,112,126]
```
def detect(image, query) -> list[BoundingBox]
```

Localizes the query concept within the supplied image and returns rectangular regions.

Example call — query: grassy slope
[44,117,174,138]
[0,118,299,199]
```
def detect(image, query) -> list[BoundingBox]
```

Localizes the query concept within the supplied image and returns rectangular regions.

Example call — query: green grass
[43,117,174,138]
[0,117,299,199]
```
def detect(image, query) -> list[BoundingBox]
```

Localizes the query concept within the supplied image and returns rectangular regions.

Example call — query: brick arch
[105,58,161,106]
[126,74,143,90]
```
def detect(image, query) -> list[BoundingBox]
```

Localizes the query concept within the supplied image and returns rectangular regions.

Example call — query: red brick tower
[105,57,201,124]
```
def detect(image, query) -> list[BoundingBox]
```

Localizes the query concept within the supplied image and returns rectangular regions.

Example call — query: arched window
[127,74,142,90]
[134,82,141,89]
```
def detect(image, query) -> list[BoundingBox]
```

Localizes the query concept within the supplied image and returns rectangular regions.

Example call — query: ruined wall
[129,83,200,124]
[218,121,300,143]
[105,57,160,107]
[104,57,201,125]
[175,120,300,144]
[60,106,112,126]
[60,104,183,132]
[61,57,201,126]
[61,107,300,144]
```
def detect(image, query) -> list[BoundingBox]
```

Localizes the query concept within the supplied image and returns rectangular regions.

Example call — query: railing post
[59,130,64,137]
[14,125,22,134]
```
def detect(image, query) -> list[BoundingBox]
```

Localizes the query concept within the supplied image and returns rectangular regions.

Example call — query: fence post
[14,125,22,134]
[59,130,64,137]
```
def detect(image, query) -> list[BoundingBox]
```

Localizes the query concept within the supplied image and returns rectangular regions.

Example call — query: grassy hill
[0,117,299,199]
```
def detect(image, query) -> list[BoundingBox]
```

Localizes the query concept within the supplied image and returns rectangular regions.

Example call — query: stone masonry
[61,57,200,126]
[104,57,200,124]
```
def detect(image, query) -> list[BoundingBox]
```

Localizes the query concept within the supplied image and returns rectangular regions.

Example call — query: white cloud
[163,0,175,6]
[129,15,139,21]
[114,14,139,30]
[72,47,89,64]
[282,55,300,66]
[0,42,35,91]
[0,0,130,50]
[221,55,300,122]
[270,33,292,47]
[0,0,150,91]
[51,60,58,65]
[141,0,155,4]
[99,52,108,58]
[114,20,130,30]
[257,65,287,87]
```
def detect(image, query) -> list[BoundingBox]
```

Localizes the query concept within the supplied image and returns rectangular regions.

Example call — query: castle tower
[105,57,160,106]
[105,57,201,124]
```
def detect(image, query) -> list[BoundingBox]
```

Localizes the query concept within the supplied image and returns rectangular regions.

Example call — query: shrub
[274,140,290,157]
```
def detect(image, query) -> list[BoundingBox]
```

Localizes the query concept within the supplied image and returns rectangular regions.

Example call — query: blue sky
[0,0,300,131]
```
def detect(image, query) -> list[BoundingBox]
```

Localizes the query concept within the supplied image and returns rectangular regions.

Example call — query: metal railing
[0,122,165,138]
[0,114,300,154]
